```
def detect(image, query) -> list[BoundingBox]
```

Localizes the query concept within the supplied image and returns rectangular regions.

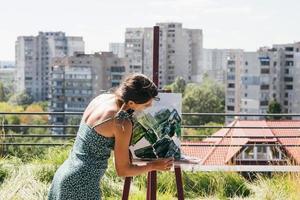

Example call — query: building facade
[109,43,125,58]
[202,49,243,84]
[225,42,300,123]
[49,52,127,134]
[125,23,203,89]
[15,32,85,101]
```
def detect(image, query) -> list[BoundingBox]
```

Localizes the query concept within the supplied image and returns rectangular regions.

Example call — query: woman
[48,74,174,200]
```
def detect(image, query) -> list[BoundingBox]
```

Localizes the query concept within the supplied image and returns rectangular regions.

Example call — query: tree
[182,77,225,125]
[267,99,282,120]
[0,82,5,101]
[164,77,186,94]
[66,116,81,135]
[8,91,33,105]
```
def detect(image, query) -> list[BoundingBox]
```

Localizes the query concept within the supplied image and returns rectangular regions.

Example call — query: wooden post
[175,167,184,200]
[146,171,157,200]
[153,26,159,86]
[122,177,132,200]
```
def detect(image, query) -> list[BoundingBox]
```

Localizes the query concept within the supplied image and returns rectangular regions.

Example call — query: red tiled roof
[181,120,300,165]
[267,121,300,164]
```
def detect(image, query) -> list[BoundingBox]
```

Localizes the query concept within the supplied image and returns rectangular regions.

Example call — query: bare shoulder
[114,117,133,128]
[83,94,118,126]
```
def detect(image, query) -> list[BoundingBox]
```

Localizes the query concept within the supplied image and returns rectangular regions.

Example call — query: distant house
[182,120,300,165]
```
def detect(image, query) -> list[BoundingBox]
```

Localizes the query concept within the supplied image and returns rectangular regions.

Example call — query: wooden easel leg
[146,171,157,200]
[122,177,132,200]
[175,167,184,200]
[146,172,151,200]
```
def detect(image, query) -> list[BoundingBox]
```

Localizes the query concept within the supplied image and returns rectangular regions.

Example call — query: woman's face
[129,99,153,111]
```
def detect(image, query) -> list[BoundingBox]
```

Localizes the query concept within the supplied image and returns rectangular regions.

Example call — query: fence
[1,112,300,146]
[1,112,300,171]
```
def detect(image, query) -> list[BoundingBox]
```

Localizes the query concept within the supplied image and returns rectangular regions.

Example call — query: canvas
[129,92,200,165]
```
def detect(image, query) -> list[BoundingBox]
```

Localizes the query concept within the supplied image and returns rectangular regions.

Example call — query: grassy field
[0,145,300,200]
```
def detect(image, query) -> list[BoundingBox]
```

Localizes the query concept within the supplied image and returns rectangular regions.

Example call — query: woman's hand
[148,158,174,171]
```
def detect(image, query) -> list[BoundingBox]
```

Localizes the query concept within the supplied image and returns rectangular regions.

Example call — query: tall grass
[0,146,300,199]
[248,173,300,200]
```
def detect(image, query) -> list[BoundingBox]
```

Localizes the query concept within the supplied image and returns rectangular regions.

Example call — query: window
[284,77,293,82]
[285,85,293,90]
[257,146,268,159]
[244,147,254,159]
[260,60,270,66]
[260,101,268,106]
[285,47,294,51]
[285,61,294,66]
[260,84,269,90]
[261,68,270,74]
[228,98,235,103]
[237,145,285,161]
[285,69,289,74]
[227,106,234,111]
[270,147,281,159]
[228,60,235,65]
[228,83,235,88]
[227,75,235,80]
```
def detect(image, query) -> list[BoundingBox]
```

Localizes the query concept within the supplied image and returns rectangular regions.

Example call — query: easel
[122,166,184,200]
[121,25,185,200]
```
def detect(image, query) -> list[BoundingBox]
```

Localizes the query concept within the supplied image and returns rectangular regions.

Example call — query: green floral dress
[48,110,133,200]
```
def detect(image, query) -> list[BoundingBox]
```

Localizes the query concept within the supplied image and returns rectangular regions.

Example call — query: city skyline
[1,0,300,60]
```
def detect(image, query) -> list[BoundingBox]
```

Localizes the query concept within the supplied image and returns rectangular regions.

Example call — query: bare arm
[113,119,173,177]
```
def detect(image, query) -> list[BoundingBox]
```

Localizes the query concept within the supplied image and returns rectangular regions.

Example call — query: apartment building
[15,32,84,101]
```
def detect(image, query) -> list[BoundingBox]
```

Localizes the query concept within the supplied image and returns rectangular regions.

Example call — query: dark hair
[115,73,158,104]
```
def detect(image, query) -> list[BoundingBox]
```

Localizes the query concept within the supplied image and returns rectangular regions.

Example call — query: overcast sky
[1,0,300,60]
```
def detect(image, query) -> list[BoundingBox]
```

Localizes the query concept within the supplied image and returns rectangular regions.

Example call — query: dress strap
[91,103,134,129]
[91,117,114,129]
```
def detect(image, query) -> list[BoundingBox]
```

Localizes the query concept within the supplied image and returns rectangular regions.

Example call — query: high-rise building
[109,43,125,58]
[272,42,300,114]
[202,49,243,84]
[49,52,127,134]
[225,42,300,123]
[15,32,85,101]
[124,22,203,88]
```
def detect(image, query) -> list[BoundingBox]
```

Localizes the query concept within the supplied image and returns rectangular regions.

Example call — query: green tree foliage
[35,101,49,111]
[66,116,81,135]
[267,99,282,120]
[0,82,5,102]
[182,77,225,125]
[164,77,186,94]
[8,91,33,105]
[0,102,24,133]
[164,76,225,125]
